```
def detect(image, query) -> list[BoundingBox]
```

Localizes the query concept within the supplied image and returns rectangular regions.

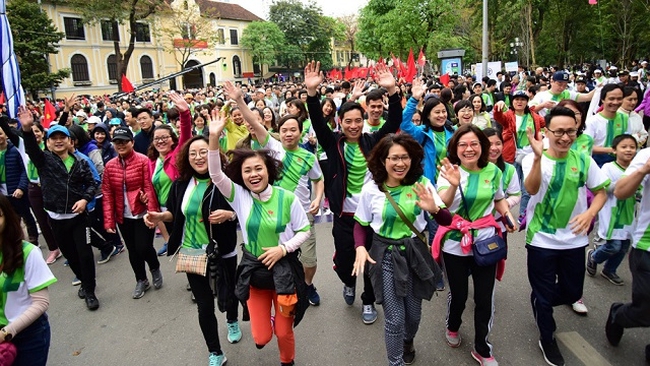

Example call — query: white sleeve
[436,173,451,191]
[353,187,373,225]
[625,149,650,186]
[583,116,597,139]
[629,114,648,144]
[507,168,521,196]
[263,135,285,161]
[24,247,57,293]
[529,93,542,107]
[587,157,611,191]
[494,169,505,200]
[308,158,323,181]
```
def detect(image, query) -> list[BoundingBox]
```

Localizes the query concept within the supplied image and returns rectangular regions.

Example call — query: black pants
[611,248,650,329]
[50,214,96,293]
[526,245,585,343]
[88,197,121,251]
[443,252,497,358]
[8,195,38,241]
[187,273,224,354]
[118,218,159,282]
[332,214,375,305]
[27,183,58,251]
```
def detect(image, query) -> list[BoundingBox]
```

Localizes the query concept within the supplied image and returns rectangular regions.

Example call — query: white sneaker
[571,299,588,314]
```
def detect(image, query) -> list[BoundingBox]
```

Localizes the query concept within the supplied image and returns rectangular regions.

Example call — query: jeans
[443,252,497,358]
[526,245,585,343]
[514,162,529,218]
[592,239,631,275]
[118,218,159,282]
[13,314,50,366]
[611,248,650,328]
[332,214,375,305]
[50,214,96,293]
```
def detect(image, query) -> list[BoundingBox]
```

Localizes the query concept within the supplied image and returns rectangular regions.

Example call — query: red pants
[247,286,295,363]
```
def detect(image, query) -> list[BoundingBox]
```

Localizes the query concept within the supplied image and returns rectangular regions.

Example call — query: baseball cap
[112,126,134,141]
[46,125,70,139]
[184,93,194,100]
[75,110,87,118]
[618,70,629,76]
[641,61,648,65]
[109,118,122,126]
[256,88,265,94]
[512,90,529,99]
[576,76,587,84]
[552,71,569,82]
[87,116,101,125]
[630,71,639,78]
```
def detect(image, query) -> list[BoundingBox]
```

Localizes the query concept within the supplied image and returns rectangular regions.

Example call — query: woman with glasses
[147,92,193,256]
[145,136,239,366]
[433,124,517,366]
[351,134,450,366]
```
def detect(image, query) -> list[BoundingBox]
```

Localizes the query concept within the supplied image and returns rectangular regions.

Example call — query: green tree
[241,21,285,75]
[7,0,69,99]
[69,0,165,92]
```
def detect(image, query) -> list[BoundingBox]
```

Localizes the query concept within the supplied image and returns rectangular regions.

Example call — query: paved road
[43,216,648,366]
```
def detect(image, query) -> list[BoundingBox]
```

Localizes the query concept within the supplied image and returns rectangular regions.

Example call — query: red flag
[418,48,426,67]
[405,48,417,82]
[378,56,384,65]
[344,67,351,80]
[121,74,135,93]
[440,73,450,87]
[42,99,56,128]
[0,92,4,105]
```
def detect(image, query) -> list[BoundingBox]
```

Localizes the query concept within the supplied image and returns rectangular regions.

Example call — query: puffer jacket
[3,141,28,194]
[102,149,159,230]
[22,129,97,214]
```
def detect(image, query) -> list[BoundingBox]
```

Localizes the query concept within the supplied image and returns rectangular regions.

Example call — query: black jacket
[235,247,308,327]
[306,92,402,216]
[368,234,441,304]
[23,129,97,214]
[133,127,154,155]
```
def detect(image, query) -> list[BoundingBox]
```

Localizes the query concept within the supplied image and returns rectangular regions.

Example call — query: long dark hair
[176,135,212,181]
[367,134,424,190]
[147,124,179,160]
[557,99,586,134]
[0,194,25,274]
[321,98,337,130]
[421,97,447,130]
[447,124,491,169]
[287,99,308,122]
[224,149,283,191]
[483,128,505,171]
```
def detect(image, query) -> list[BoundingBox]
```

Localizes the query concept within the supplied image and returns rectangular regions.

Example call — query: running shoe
[571,299,588,314]
[72,276,81,286]
[208,352,227,366]
[601,271,624,286]
[445,329,462,348]
[471,350,498,366]
[307,284,321,306]
[151,268,164,289]
[362,304,377,324]
[227,321,242,344]
[585,249,596,276]
[538,339,565,366]
[343,285,355,305]
[97,245,116,264]
[46,249,62,265]
[403,341,415,364]
[133,280,151,299]
[157,243,168,256]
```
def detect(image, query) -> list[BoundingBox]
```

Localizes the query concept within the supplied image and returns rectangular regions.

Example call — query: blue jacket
[401,97,455,182]
[3,141,28,194]
[74,150,101,212]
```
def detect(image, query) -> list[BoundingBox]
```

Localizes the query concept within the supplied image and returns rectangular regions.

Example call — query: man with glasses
[133,108,155,154]
[522,106,609,366]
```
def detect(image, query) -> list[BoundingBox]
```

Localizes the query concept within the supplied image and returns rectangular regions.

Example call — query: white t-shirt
[597,162,636,241]
[584,112,639,148]
[264,136,323,211]
[624,148,650,251]
[437,163,505,256]
[355,177,444,239]
[2,243,57,325]
[522,150,610,249]
[529,89,580,117]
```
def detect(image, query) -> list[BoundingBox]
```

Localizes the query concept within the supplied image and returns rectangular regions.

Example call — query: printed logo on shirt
[268,210,274,215]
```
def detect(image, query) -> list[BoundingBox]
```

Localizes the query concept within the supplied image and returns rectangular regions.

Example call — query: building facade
[40,0,262,98]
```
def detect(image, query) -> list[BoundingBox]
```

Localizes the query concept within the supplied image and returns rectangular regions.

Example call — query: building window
[140,56,154,79]
[71,54,89,81]
[101,20,119,42]
[229,29,238,45]
[107,55,118,81]
[135,22,151,42]
[232,55,241,78]
[217,29,225,45]
[209,73,216,87]
[63,17,85,40]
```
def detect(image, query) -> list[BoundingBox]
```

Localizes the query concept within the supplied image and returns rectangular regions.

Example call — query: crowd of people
[1,58,650,366]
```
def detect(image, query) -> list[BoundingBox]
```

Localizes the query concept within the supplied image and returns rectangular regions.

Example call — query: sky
[233,0,369,19]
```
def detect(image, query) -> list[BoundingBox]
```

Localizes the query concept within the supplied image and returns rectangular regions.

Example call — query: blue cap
[512,90,529,99]
[109,118,122,126]
[46,125,70,139]
[552,71,569,82]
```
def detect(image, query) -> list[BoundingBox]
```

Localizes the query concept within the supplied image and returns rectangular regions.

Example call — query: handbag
[0,341,17,365]
[174,247,208,276]
[457,184,507,267]
[383,190,426,243]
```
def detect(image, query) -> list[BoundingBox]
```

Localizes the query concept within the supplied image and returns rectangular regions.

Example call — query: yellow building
[40,0,262,97]
[331,38,364,69]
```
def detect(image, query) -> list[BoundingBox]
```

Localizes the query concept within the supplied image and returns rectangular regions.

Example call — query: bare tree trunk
[527,1,536,67]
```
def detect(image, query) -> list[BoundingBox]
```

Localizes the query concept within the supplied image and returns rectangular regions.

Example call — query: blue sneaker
[208,352,227,366]
[343,285,355,306]
[72,276,81,286]
[362,304,378,324]
[227,321,242,343]
[157,243,168,256]
[307,284,321,306]
[113,244,125,256]
[97,245,116,264]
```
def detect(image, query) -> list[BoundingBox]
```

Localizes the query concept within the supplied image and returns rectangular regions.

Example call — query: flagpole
[481,0,488,79]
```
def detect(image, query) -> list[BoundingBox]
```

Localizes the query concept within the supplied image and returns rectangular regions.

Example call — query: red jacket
[102,149,160,230]
[493,109,545,163]
[148,109,192,181]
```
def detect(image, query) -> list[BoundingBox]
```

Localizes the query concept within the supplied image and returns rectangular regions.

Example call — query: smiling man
[133,108,155,154]
[530,71,595,117]
[363,89,386,133]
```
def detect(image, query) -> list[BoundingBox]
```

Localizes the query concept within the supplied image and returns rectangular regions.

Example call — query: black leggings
[187,272,224,354]
[50,214,96,293]
[118,218,159,282]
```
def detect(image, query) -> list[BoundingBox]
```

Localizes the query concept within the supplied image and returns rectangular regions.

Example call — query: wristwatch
[228,211,237,221]
[1,327,13,342]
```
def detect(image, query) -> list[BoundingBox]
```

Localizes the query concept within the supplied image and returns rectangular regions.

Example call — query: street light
[510,37,522,62]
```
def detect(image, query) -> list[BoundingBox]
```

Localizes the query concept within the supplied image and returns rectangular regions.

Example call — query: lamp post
[509,37,522,62]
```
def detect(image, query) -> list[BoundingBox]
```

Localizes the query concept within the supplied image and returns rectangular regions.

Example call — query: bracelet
[228,211,237,221]
[280,244,287,257]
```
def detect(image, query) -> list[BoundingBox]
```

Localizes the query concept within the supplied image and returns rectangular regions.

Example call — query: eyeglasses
[546,128,578,137]
[189,149,209,158]
[386,155,411,163]
[458,141,481,150]
[153,135,171,143]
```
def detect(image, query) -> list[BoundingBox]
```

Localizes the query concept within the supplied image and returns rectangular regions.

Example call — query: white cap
[630,71,639,77]
[87,116,101,125]
[642,61,648,65]
[75,110,87,118]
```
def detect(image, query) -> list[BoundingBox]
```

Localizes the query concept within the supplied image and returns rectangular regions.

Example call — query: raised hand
[209,110,227,136]
[64,93,77,111]
[526,127,544,158]
[18,106,34,131]
[413,182,440,214]
[304,60,323,96]
[373,63,396,94]
[223,80,243,101]
[410,78,425,100]
[439,158,461,187]
[168,91,190,113]
[351,79,366,100]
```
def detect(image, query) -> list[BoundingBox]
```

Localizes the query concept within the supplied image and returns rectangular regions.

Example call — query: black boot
[403,339,415,365]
